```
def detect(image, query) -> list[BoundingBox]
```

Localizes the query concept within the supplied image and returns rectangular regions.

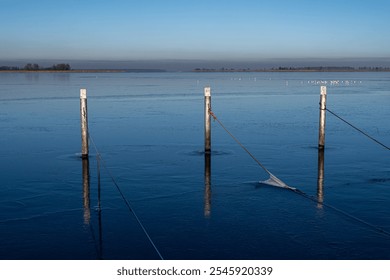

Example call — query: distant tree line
[194,67,252,72]
[272,66,356,71]
[357,66,390,71]
[0,66,20,71]
[194,66,390,72]
[0,63,71,71]
[272,66,390,71]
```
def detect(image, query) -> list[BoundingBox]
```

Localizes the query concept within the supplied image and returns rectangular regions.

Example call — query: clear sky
[1,0,390,68]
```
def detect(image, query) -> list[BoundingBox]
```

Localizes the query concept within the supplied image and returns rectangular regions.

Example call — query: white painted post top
[204,86,211,97]
[320,86,327,95]
[80,89,87,99]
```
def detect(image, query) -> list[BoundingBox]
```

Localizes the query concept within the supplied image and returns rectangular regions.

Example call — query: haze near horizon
[1,0,390,70]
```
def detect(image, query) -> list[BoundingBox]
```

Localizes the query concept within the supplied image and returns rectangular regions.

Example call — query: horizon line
[2,57,390,71]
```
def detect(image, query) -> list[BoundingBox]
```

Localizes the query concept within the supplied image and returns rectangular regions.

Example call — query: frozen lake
[0,71,389,259]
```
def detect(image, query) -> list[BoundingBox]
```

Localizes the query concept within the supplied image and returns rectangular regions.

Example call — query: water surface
[0,72,389,259]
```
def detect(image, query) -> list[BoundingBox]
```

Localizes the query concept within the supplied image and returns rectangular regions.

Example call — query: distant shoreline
[0,69,166,73]
[1,68,390,73]
[192,67,390,73]
[192,69,390,73]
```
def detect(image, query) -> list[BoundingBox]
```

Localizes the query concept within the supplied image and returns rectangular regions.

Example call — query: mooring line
[88,134,164,260]
[326,108,390,150]
[86,218,103,259]
[209,110,271,176]
[210,109,390,238]
[290,188,390,238]
[209,109,295,191]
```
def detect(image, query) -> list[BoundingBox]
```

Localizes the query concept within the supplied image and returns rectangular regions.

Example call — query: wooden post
[204,86,211,153]
[204,86,212,216]
[80,89,89,158]
[318,86,327,149]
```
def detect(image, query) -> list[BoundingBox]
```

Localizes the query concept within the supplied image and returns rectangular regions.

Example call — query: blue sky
[1,0,390,68]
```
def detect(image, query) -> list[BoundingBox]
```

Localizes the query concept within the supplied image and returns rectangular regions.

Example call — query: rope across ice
[208,108,390,238]
[209,109,296,191]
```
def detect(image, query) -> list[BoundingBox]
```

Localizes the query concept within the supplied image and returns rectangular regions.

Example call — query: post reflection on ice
[82,158,90,225]
[317,149,325,209]
[82,156,104,259]
[204,153,211,218]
